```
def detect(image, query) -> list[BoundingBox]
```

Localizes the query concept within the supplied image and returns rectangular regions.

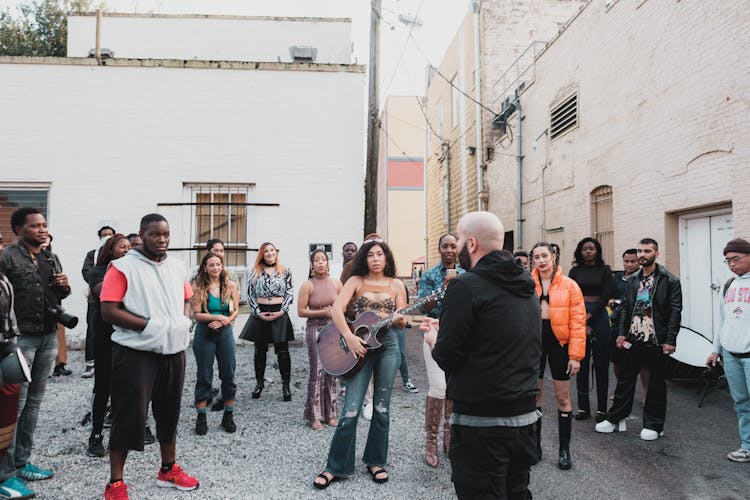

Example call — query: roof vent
[88,48,114,59]
[289,46,317,62]
[550,93,578,140]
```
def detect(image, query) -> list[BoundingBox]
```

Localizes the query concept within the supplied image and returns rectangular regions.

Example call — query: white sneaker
[639,428,664,441]
[727,448,750,462]
[81,365,95,379]
[595,419,626,433]
[362,402,373,421]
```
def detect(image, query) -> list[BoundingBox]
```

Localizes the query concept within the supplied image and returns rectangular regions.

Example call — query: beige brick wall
[486,0,749,273]
[423,0,587,266]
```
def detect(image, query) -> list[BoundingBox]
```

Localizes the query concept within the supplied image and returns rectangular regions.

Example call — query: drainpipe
[444,142,452,232]
[516,97,523,248]
[472,1,485,210]
[95,9,102,63]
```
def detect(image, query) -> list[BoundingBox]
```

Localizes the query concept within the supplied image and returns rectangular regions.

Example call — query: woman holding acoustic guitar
[313,238,407,489]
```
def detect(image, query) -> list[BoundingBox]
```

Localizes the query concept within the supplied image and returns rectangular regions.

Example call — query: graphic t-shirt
[628,273,657,345]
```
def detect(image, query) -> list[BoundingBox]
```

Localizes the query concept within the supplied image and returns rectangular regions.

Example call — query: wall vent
[550,93,578,140]
[289,45,317,62]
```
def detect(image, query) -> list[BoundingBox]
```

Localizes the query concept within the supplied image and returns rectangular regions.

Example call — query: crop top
[206,293,230,316]
[247,268,294,315]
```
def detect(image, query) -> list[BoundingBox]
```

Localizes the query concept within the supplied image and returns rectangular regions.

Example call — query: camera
[48,305,78,329]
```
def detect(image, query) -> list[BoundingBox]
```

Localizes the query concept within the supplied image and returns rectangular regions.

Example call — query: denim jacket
[0,241,70,334]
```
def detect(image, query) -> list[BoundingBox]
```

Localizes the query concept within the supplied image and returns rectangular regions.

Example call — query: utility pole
[363,0,381,236]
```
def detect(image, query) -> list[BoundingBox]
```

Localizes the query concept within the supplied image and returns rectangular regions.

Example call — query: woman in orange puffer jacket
[530,242,587,471]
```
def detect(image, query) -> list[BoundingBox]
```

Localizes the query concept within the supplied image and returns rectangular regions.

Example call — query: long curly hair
[193,252,231,312]
[573,237,605,267]
[349,240,397,278]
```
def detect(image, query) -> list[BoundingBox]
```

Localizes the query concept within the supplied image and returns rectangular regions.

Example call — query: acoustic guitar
[316,290,445,378]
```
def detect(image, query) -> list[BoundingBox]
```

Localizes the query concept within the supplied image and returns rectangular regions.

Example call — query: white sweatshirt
[110,250,191,355]
[714,272,750,356]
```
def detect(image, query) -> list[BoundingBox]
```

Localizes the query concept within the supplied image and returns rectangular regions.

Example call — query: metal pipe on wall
[516,97,523,248]
[472,1,484,211]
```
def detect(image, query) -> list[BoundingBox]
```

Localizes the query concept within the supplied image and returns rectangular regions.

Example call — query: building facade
[377,95,425,277]
[422,0,587,265]
[485,0,749,343]
[0,16,365,345]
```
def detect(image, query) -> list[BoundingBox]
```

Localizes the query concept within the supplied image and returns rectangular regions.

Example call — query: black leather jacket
[0,241,70,334]
[618,264,682,346]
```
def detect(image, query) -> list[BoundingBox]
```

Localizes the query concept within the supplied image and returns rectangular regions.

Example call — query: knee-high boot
[425,396,444,467]
[443,399,453,453]
[558,409,572,470]
[536,407,543,461]
[278,349,292,401]
[252,347,267,399]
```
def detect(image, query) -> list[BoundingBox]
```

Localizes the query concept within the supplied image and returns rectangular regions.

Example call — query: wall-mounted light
[467,146,476,155]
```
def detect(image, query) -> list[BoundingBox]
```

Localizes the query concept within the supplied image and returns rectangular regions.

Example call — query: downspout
[516,97,523,248]
[472,1,485,210]
[444,142,452,233]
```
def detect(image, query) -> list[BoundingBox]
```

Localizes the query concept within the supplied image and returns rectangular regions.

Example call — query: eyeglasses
[725,255,748,265]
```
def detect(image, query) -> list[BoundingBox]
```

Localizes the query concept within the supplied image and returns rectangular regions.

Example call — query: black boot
[535,407,543,462]
[558,409,572,470]
[221,411,236,433]
[278,349,292,402]
[252,348,267,399]
[195,412,207,436]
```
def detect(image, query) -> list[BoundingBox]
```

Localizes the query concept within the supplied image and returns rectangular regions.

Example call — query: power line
[378,121,422,163]
[378,0,424,109]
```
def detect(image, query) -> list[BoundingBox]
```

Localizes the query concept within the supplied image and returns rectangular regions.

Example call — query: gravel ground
[21,317,456,500]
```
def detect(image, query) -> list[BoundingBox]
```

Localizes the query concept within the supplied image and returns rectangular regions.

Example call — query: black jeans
[450,423,537,500]
[606,344,667,432]
[576,305,611,413]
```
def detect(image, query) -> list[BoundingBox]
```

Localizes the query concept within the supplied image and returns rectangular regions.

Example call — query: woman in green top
[191,252,240,435]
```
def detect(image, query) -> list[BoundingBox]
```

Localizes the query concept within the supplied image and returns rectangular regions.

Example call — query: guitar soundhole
[354,326,370,342]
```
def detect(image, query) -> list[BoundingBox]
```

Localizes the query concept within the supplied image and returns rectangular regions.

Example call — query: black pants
[85,302,97,363]
[91,324,113,436]
[606,344,667,432]
[450,423,537,500]
[576,305,610,413]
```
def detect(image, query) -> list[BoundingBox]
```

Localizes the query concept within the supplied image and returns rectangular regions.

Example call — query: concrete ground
[15,319,750,499]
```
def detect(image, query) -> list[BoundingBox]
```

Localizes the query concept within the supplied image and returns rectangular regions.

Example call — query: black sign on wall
[309,243,333,262]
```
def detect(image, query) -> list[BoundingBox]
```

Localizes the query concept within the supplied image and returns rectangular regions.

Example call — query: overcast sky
[0,0,471,99]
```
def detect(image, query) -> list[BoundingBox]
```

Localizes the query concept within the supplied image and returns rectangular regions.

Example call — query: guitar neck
[371,290,444,331]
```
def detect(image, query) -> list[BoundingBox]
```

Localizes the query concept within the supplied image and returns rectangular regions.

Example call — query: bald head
[458,212,504,249]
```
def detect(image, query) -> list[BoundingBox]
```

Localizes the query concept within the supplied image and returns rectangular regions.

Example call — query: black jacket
[0,241,70,334]
[432,250,541,417]
[618,264,682,346]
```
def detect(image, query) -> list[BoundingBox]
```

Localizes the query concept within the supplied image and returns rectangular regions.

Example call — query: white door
[679,212,733,342]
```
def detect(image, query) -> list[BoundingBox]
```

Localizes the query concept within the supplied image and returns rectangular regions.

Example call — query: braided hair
[531,242,561,285]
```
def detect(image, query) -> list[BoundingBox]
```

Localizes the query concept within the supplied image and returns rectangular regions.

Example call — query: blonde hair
[193,253,232,311]
[253,242,287,278]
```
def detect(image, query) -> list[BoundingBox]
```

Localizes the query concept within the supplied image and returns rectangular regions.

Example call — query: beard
[638,256,656,267]
[457,244,472,270]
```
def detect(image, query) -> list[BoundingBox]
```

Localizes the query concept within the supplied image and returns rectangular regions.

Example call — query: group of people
[1,206,749,500]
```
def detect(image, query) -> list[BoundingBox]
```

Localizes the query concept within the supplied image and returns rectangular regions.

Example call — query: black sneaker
[87,434,106,457]
[53,363,72,377]
[195,413,207,436]
[221,411,236,433]
[103,410,112,429]
[144,426,156,445]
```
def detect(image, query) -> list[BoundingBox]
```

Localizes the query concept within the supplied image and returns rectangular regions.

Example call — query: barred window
[591,185,614,265]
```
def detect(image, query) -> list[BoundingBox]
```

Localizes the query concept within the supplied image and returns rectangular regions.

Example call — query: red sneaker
[156,464,200,491]
[103,480,129,499]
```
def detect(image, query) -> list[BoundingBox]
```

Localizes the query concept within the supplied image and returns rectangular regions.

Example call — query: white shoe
[639,428,664,441]
[595,419,626,433]
[362,402,373,421]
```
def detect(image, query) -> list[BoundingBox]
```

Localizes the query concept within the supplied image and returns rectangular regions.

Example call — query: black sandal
[313,471,338,490]
[367,466,389,484]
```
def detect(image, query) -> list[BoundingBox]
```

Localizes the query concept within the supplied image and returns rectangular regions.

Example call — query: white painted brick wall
[0,59,365,346]
[67,14,353,64]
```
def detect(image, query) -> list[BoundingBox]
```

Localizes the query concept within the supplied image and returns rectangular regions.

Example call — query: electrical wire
[378,121,422,163]
[378,0,424,109]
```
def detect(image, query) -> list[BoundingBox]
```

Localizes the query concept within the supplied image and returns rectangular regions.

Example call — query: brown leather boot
[443,399,453,454]
[425,396,444,467]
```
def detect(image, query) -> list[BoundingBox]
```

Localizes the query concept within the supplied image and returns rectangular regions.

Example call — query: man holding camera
[0,207,71,497]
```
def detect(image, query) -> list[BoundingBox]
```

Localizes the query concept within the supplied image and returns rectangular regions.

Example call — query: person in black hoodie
[422,211,541,500]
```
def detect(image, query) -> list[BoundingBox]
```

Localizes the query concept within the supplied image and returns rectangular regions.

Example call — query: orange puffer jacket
[532,266,587,361]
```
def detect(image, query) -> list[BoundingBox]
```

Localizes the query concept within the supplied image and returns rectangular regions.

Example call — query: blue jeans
[0,332,57,481]
[325,329,400,476]
[722,349,750,450]
[396,328,410,384]
[576,304,611,413]
[192,324,236,404]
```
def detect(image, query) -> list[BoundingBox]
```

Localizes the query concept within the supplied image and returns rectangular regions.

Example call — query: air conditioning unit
[289,45,318,62]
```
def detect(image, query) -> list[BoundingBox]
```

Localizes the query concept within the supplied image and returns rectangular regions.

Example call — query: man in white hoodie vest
[100,214,199,499]
[708,237,750,463]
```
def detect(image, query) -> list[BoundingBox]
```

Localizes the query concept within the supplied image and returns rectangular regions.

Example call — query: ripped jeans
[325,328,400,476]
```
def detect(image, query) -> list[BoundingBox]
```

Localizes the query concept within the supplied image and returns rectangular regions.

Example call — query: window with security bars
[591,185,614,266]
[550,93,578,140]
[190,185,250,267]
[0,187,49,246]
